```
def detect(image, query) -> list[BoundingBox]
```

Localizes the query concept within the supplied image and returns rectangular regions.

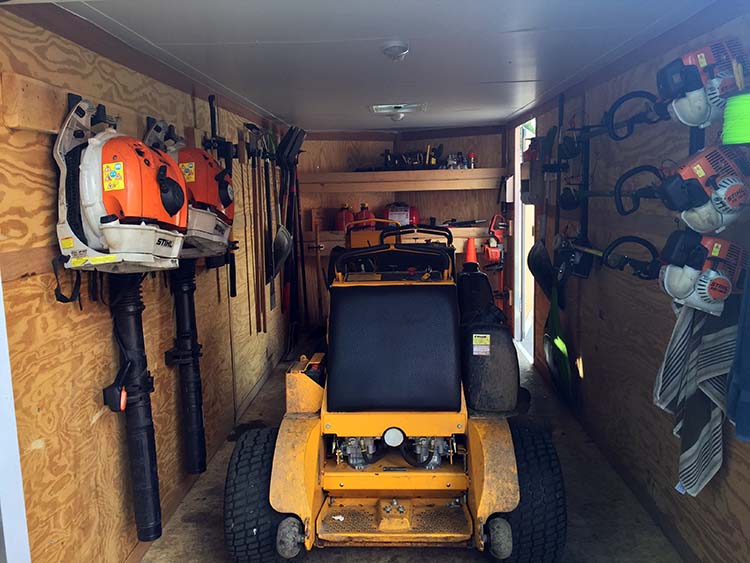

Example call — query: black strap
[52,255,82,305]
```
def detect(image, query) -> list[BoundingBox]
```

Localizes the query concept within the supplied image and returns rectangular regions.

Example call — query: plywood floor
[142,351,682,563]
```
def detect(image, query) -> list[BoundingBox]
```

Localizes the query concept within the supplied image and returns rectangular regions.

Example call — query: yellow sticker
[70,257,88,267]
[179,162,196,182]
[711,243,722,257]
[693,164,706,178]
[472,333,491,356]
[472,334,491,345]
[60,237,74,250]
[103,161,125,191]
[89,254,118,265]
[697,52,708,68]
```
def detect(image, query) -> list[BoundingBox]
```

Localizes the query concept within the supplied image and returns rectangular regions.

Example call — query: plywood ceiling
[57,0,713,131]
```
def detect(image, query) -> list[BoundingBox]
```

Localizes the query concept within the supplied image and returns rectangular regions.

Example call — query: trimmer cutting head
[55,100,188,273]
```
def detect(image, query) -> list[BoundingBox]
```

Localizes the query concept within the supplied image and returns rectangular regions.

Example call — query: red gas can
[354,202,376,230]
[334,204,355,231]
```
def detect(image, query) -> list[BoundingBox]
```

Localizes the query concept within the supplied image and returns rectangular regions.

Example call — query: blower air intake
[660,229,748,316]
[656,39,748,128]
[55,99,188,272]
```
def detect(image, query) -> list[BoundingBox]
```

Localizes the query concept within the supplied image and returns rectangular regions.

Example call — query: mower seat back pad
[327,284,462,412]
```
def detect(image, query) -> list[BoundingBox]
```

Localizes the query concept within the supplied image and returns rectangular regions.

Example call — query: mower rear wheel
[224,427,293,563]
[492,418,566,563]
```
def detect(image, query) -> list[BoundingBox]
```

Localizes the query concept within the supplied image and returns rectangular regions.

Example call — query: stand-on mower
[224,225,566,562]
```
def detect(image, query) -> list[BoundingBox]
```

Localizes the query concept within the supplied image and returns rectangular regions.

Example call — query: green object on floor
[544,286,575,404]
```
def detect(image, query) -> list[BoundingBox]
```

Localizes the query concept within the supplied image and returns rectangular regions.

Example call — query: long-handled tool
[236,129,254,333]
[262,137,277,310]
[267,132,293,276]
[313,221,325,324]
[275,127,307,348]
[246,124,264,333]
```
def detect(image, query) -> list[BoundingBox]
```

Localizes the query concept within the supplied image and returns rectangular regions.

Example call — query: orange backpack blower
[143,118,235,258]
[55,99,188,272]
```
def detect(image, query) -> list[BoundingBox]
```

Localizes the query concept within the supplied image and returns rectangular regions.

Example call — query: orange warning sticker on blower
[103,161,125,191]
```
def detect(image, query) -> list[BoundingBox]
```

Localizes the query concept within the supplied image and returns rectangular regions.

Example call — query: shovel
[267,132,293,276]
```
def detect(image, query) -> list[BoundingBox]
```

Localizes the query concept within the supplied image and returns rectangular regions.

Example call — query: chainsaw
[55,97,188,272]
[660,229,748,316]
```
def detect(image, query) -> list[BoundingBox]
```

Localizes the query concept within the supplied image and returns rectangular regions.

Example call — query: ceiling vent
[370,103,427,116]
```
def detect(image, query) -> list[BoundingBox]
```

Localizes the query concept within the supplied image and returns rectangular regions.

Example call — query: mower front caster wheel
[224,427,302,562]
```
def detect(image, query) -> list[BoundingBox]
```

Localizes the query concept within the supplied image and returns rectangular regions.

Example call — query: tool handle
[208,95,218,139]
[613,165,663,216]
[602,91,669,142]
[380,224,453,245]
[601,236,661,280]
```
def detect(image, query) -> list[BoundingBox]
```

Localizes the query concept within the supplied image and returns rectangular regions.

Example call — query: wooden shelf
[302,226,487,257]
[299,167,506,193]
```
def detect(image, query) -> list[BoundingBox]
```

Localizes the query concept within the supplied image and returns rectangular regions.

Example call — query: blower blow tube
[165,259,207,474]
[107,274,162,541]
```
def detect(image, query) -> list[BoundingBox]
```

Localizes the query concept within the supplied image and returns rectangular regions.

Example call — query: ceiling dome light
[382,40,410,62]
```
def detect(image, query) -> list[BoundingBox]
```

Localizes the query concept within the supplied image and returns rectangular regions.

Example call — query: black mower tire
[494,418,567,563]
[224,427,286,563]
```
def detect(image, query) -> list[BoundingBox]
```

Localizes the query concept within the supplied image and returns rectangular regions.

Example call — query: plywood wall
[530,14,750,563]
[0,10,285,563]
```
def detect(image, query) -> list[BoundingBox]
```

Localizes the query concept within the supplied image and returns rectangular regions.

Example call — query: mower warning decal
[179,162,196,182]
[103,162,125,191]
[472,334,491,356]
[60,237,74,250]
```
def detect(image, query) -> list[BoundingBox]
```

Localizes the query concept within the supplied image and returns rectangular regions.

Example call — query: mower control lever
[380,224,453,245]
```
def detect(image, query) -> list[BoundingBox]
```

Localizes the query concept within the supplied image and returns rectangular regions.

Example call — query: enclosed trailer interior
[1,1,750,562]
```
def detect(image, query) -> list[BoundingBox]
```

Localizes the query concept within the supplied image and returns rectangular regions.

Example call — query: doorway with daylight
[513,118,536,362]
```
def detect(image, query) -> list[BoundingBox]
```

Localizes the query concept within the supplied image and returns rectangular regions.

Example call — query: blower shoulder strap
[51,255,82,306]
